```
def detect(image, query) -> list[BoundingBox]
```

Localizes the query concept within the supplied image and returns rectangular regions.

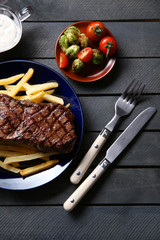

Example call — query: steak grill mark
[0,94,77,153]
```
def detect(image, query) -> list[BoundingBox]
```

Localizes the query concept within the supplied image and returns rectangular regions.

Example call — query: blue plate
[0,60,83,190]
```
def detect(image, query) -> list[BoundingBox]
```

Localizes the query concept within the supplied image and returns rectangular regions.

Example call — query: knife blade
[64,107,156,211]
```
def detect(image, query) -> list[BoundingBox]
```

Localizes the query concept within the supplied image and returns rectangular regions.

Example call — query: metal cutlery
[70,80,145,184]
[64,107,156,211]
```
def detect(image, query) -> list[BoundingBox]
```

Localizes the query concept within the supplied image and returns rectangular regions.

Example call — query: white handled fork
[70,80,145,184]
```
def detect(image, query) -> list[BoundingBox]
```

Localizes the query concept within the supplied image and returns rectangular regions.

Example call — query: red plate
[55,21,117,82]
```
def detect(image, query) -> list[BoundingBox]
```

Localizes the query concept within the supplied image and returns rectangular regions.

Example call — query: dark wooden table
[0,1,160,239]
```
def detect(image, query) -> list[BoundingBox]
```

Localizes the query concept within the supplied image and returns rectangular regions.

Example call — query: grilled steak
[0,94,77,153]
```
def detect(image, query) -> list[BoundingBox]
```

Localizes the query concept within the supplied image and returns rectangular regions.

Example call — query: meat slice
[0,94,77,153]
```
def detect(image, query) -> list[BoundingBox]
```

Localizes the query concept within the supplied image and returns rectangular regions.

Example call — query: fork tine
[130,83,145,104]
[122,79,136,98]
[129,80,140,97]
[127,81,141,103]
[136,83,145,99]
[131,81,142,98]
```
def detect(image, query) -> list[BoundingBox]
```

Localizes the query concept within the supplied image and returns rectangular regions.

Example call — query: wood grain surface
[1,206,160,240]
[34,58,160,95]
[0,0,160,239]
[1,167,160,205]
[7,0,160,21]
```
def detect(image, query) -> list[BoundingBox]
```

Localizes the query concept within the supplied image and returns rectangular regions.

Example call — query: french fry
[0,90,10,94]
[65,103,70,108]
[6,86,54,95]
[4,152,57,164]
[30,89,55,103]
[26,82,58,95]
[43,90,54,95]
[7,146,49,161]
[14,96,42,103]
[20,160,59,177]
[23,83,54,94]
[0,160,20,174]
[15,91,46,102]
[14,96,41,103]
[29,91,45,101]
[0,73,24,85]
[43,93,64,105]
[5,82,31,91]
[23,83,54,93]
[9,68,34,97]
[0,151,23,157]
[23,82,31,90]
[14,95,32,101]
[4,85,26,91]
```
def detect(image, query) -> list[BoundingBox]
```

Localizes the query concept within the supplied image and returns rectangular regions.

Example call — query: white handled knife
[64,107,156,211]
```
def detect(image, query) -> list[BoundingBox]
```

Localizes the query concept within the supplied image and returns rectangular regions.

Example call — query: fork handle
[70,128,111,184]
[64,158,110,211]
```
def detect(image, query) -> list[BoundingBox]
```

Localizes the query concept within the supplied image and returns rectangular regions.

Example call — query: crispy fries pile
[0,145,59,177]
[0,68,70,177]
[0,68,65,105]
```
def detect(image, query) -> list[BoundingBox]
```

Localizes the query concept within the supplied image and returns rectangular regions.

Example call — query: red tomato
[59,53,68,68]
[86,22,106,41]
[99,36,117,57]
[78,47,93,63]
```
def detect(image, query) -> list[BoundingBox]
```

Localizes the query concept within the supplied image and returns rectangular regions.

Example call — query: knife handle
[70,128,111,184]
[64,158,110,211]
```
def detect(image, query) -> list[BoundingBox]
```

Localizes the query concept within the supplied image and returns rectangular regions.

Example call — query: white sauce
[0,14,19,52]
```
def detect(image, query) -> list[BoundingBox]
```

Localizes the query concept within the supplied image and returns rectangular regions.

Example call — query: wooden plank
[8,0,160,21]
[79,96,159,131]
[1,168,160,205]
[0,58,159,94]
[1,206,160,240]
[33,58,160,95]
[0,22,160,59]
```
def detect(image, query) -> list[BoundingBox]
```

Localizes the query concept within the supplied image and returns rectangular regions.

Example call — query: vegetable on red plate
[99,36,117,58]
[59,52,68,68]
[78,47,93,63]
[86,22,106,41]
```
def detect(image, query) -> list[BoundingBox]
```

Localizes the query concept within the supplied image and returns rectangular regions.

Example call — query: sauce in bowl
[0,14,19,52]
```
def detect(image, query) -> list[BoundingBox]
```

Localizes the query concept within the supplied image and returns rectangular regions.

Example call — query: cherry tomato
[86,22,106,41]
[59,52,68,68]
[99,36,117,57]
[78,47,93,63]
